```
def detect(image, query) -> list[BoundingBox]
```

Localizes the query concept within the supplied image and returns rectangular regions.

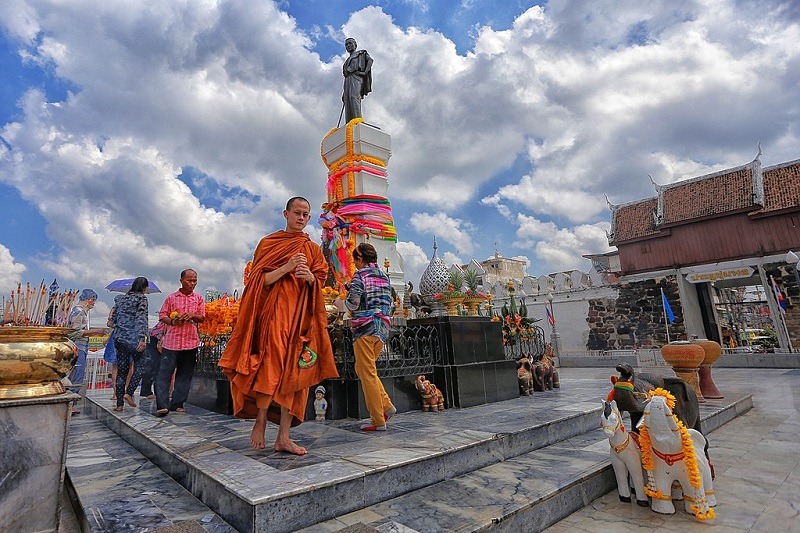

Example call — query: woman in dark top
[111,276,150,411]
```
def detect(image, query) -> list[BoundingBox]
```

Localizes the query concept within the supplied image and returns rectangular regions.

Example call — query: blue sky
[1,0,799,321]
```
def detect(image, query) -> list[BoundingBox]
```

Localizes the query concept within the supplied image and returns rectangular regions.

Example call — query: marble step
[302,393,754,532]
[78,379,613,533]
[65,414,235,532]
[77,375,752,533]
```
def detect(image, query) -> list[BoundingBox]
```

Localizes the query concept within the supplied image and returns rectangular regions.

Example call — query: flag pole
[661,288,671,344]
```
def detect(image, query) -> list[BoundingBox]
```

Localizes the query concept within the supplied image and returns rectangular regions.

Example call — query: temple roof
[607,157,800,245]
[608,198,659,243]
[759,159,800,214]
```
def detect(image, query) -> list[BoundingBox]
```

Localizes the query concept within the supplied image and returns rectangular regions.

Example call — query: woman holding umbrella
[110,276,150,411]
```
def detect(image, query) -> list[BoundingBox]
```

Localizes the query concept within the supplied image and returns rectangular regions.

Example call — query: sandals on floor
[113,406,123,412]
[175,407,186,413]
[156,408,169,417]
[123,394,137,407]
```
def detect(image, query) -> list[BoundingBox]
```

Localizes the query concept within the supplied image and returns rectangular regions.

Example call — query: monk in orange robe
[219,197,338,453]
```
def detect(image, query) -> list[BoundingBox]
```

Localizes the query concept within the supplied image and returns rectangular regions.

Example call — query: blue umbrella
[105,278,162,294]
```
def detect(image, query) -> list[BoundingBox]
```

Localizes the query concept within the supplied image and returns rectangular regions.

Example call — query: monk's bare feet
[250,420,267,449]
[274,438,307,455]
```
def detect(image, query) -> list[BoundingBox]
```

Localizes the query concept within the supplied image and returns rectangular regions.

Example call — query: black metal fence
[196,335,229,380]
[503,325,546,361]
[195,319,444,381]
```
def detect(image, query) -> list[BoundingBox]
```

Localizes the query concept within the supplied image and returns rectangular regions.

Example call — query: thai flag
[771,276,788,314]
[546,306,555,327]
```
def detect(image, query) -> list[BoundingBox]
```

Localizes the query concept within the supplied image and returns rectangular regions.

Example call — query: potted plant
[435,271,465,315]
[462,269,486,316]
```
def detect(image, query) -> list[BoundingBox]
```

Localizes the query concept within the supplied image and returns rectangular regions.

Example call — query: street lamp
[546,291,561,361]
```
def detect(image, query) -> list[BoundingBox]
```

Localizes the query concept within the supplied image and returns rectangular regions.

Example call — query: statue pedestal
[320,120,405,297]
[0,392,78,532]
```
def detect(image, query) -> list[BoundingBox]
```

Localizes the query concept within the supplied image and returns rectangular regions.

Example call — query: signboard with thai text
[685,267,755,284]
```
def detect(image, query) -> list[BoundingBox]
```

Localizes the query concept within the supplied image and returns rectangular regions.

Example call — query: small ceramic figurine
[314,385,328,421]
[415,375,444,411]
[516,356,533,396]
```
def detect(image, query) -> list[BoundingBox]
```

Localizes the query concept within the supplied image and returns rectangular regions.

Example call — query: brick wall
[586,277,684,350]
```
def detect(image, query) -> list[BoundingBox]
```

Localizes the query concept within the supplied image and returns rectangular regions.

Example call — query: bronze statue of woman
[342,37,373,123]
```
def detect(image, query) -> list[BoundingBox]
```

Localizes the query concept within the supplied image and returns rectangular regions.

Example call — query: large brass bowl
[0,326,78,399]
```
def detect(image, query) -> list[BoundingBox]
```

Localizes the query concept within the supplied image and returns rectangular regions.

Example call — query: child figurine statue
[314,385,328,421]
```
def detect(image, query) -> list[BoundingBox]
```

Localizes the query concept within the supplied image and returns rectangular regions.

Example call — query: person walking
[138,321,165,400]
[67,289,106,413]
[345,243,396,431]
[104,307,133,402]
[155,269,205,416]
[110,277,150,412]
[218,196,338,453]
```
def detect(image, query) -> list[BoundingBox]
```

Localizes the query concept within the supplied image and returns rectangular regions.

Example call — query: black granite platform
[67,368,753,533]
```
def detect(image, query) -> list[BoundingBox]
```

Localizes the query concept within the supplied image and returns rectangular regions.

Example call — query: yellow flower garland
[639,388,716,520]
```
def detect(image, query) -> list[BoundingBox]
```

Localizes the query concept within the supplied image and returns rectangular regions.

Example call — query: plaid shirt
[346,264,392,343]
[158,290,205,350]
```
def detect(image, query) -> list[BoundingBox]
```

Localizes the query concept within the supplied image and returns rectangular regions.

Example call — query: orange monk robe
[218,230,338,426]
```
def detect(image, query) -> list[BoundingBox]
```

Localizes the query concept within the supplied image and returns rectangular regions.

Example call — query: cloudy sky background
[1,0,798,321]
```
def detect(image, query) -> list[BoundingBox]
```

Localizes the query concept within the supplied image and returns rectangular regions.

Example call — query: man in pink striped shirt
[154,269,206,416]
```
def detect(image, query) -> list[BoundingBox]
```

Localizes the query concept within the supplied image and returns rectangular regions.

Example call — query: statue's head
[345,38,357,53]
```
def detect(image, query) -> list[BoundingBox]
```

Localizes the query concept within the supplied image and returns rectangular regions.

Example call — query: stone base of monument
[0,392,78,532]
[188,375,234,415]
[414,316,520,408]
[307,374,423,421]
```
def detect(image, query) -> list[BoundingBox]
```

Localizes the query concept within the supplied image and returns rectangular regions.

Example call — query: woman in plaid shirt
[346,243,396,431]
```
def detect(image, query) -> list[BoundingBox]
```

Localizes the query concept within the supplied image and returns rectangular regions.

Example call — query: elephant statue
[531,344,559,391]
[407,282,431,316]
[516,357,533,396]
[415,375,444,411]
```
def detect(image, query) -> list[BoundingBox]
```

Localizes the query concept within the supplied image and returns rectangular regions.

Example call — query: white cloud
[0,0,798,293]
[0,245,27,296]
[442,251,464,268]
[409,212,475,255]
[396,240,429,289]
[514,214,612,273]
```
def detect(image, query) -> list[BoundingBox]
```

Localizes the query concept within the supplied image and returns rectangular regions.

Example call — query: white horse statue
[637,389,716,520]
[601,399,649,507]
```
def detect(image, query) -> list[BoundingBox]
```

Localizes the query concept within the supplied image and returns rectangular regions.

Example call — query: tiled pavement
[544,368,800,533]
[61,367,798,532]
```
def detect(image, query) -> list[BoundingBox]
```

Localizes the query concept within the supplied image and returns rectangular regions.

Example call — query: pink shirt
[158,290,206,350]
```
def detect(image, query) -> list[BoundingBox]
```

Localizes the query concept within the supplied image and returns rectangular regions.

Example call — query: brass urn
[0,326,78,400]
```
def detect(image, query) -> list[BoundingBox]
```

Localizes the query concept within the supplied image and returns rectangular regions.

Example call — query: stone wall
[586,277,684,350]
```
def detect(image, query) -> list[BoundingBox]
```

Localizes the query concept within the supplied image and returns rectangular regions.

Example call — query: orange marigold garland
[639,388,716,520]
[198,295,240,345]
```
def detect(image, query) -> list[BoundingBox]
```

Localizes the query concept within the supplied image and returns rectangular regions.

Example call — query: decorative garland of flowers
[198,295,240,345]
[323,118,389,175]
[325,165,389,203]
[321,286,340,300]
[639,388,716,520]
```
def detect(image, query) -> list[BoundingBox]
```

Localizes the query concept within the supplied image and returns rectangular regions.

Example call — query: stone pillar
[0,392,78,532]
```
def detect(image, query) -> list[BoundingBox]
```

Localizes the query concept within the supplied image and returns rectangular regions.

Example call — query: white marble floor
[545,368,800,533]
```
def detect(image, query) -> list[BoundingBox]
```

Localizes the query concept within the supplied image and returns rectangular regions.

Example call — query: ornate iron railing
[196,335,229,380]
[503,325,546,361]
[195,320,443,381]
[330,319,442,379]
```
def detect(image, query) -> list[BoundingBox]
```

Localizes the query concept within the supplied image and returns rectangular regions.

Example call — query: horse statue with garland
[637,388,716,520]
[600,399,648,507]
